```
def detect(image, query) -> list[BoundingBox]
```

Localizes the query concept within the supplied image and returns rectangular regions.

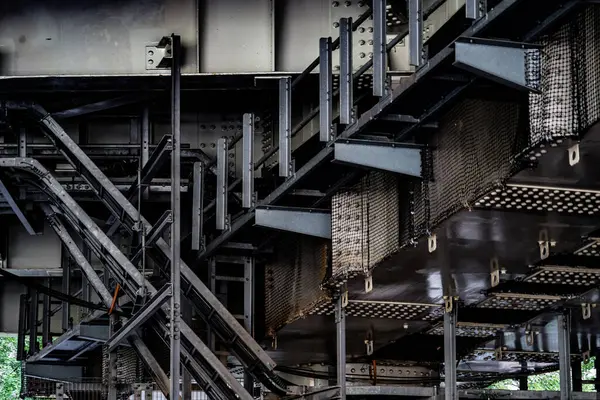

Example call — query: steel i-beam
[319,37,333,142]
[558,313,572,400]
[373,0,387,95]
[409,0,424,67]
[216,137,229,230]
[279,77,292,177]
[340,17,353,125]
[170,33,182,400]
[336,294,347,400]
[444,304,457,400]
[242,113,255,208]
[255,206,331,239]
[191,162,204,250]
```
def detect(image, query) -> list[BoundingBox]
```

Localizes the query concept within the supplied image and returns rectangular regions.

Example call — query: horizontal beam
[24,363,84,381]
[0,269,63,278]
[334,139,423,178]
[106,284,172,352]
[454,37,541,91]
[255,206,331,239]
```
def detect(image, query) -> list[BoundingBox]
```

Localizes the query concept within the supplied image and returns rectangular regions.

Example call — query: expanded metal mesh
[529,5,600,147]
[264,235,329,334]
[102,346,145,388]
[331,172,399,280]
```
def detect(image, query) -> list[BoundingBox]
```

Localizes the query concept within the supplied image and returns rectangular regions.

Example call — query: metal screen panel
[529,5,600,145]
[331,172,399,281]
[264,235,328,335]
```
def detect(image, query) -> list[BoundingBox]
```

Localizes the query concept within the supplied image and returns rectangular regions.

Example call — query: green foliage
[488,357,597,392]
[0,336,21,399]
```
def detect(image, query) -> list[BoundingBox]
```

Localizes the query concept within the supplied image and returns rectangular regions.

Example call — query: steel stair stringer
[6,101,287,395]
[0,157,252,400]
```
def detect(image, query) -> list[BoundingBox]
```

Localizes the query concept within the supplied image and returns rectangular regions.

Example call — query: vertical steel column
[466,0,486,20]
[191,162,204,250]
[170,33,182,400]
[141,107,150,202]
[572,360,582,392]
[279,77,292,177]
[339,18,353,125]
[17,294,26,360]
[242,113,255,208]
[216,138,229,230]
[335,294,346,400]
[19,128,27,158]
[519,377,528,390]
[409,0,423,67]
[29,288,38,355]
[373,0,387,96]
[444,304,457,400]
[595,356,600,392]
[319,37,333,142]
[56,383,65,400]
[42,284,50,346]
[61,246,70,332]
[182,299,192,400]
[558,312,572,400]
[243,257,255,394]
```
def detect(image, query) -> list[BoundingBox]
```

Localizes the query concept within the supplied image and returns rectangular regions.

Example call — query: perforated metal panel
[427,322,509,338]
[475,184,600,214]
[331,172,399,281]
[466,349,582,363]
[265,235,329,334]
[477,293,562,311]
[575,239,600,257]
[309,300,442,321]
[524,265,600,286]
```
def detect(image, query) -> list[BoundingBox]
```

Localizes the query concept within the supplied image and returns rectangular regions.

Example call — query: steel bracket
[454,37,541,91]
[444,296,456,313]
[364,274,373,293]
[582,303,592,320]
[146,37,173,70]
[525,324,535,346]
[490,258,500,287]
[428,234,437,253]
[255,206,331,239]
[364,339,374,356]
[334,139,423,178]
[568,143,580,166]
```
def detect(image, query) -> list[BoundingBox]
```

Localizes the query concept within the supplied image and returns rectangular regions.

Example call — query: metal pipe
[170,33,182,400]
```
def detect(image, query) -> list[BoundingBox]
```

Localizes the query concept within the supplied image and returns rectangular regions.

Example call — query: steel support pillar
[572,359,582,392]
[61,247,71,332]
[519,377,528,391]
[242,113,255,208]
[170,33,182,400]
[191,162,204,250]
[243,256,255,394]
[319,37,333,142]
[339,17,353,125]
[409,0,423,67]
[182,298,193,400]
[108,314,118,400]
[82,243,91,303]
[279,77,292,177]
[216,137,229,231]
[17,294,26,360]
[466,0,486,19]
[595,356,600,392]
[558,312,572,400]
[335,294,347,400]
[444,303,457,400]
[29,288,38,355]
[42,286,50,346]
[56,383,65,400]
[141,107,150,168]
[373,0,387,96]
[208,257,217,352]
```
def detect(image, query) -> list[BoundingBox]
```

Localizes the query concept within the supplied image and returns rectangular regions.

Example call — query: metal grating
[474,184,600,215]
[575,239,600,257]
[524,265,600,286]
[265,235,329,335]
[427,322,509,338]
[309,300,442,321]
[477,293,562,311]
[331,172,399,282]
[466,349,581,363]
